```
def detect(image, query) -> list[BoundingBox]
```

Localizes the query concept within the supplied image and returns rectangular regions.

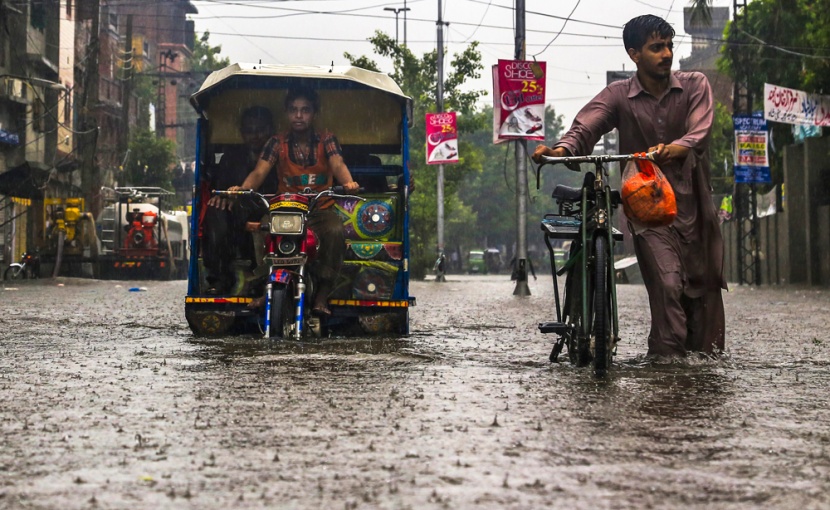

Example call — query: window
[32,99,46,133]
[30,0,46,31]
[0,19,5,67]
[66,0,72,18]
[63,88,71,125]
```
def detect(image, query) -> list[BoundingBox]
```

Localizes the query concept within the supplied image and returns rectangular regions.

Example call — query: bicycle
[535,151,655,377]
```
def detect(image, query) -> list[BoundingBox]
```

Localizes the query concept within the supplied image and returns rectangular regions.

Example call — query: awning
[0,162,82,199]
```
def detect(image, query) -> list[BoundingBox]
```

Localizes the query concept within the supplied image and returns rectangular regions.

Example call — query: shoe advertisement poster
[426,112,459,165]
[493,59,546,141]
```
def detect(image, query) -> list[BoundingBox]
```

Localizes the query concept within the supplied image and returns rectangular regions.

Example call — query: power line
[532,0,582,58]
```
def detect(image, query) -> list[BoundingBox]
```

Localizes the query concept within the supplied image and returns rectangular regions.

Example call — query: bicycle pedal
[538,322,569,334]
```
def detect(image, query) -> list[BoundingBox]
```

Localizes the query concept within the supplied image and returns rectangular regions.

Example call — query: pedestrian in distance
[230,87,359,316]
[532,14,726,358]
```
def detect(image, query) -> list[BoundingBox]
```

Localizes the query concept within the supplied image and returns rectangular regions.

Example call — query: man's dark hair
[622,15,675,52]
[240,106,273,128]
[284,87,320,113]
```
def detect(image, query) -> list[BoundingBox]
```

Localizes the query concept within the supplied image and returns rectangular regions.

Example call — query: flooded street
[2,275,830,509]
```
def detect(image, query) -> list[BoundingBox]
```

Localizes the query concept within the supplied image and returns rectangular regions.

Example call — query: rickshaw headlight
[270,213,304,234]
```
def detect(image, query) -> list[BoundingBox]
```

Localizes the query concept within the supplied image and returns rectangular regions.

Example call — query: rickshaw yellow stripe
[186,297,254,304]
[328,299,408,308]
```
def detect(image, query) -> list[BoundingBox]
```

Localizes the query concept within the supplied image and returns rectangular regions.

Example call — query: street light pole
[383,7,411,44]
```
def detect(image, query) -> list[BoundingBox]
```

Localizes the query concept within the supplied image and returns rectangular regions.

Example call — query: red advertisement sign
[426,111,459,165]
[493,59,546,141]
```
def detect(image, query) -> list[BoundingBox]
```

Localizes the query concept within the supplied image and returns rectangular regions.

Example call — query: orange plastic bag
[621,155,677,228]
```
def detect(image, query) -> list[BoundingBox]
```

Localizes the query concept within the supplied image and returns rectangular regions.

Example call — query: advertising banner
[764,83,830,126]
[493,59,546,141]
[425,111,459,165]
[734,114,771,184]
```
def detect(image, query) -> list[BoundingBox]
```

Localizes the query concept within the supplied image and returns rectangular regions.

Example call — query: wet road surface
[1,275,830,509]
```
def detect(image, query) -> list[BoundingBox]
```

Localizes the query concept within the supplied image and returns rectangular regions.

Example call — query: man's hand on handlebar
[531,145,567,164]
[341,181,360,192]
[208,193,233,210]
[648,143,689,165]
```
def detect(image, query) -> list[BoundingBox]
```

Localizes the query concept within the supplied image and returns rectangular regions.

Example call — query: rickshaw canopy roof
[191,63,410,110]
[190,63,411,148]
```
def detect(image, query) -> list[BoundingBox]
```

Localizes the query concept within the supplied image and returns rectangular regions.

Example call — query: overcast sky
[189,0,734,127]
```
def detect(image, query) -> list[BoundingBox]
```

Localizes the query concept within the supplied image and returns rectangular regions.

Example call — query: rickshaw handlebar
[211,187,367,206]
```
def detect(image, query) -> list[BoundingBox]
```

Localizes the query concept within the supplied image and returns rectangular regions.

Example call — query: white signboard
[764,83,830,126]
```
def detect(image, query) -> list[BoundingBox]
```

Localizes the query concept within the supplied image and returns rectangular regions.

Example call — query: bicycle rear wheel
[592,235,612,377]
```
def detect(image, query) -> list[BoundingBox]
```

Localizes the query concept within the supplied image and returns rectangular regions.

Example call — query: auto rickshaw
[185,63,415,337]
[468,250,485,274]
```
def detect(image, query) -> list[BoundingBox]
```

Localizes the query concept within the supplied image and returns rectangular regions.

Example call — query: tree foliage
[124,129,176,190]
[716,0,830,187]
[190,30,231,73]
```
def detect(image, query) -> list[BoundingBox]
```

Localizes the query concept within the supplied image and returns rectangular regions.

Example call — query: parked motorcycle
[4,250,41,281]
[213,186,364,340]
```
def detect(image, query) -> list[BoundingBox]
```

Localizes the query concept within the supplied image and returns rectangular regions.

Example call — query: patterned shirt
[259,130,343,169]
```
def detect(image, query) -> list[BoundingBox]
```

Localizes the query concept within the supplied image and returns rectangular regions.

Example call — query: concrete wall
[721,136,830,286]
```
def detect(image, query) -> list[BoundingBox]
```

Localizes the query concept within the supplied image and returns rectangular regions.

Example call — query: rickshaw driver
[229,87,359,316]
[202,106,277,295]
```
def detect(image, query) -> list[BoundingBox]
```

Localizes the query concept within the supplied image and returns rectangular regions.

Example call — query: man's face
[629,33,673,80]
[287,98,315,134]
[240,116,272,152]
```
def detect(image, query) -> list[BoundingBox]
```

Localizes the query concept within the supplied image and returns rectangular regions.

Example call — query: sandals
[247,296,265,310]
[312,305,332,317]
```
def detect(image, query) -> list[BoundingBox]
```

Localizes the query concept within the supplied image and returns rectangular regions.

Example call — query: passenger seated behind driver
[202,106,277,295]
[229,87,359,316]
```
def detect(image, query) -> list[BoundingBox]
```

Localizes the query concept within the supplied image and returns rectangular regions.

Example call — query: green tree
[710,101,735,195]
[124,129,176,189]
[190,30,231,73]
[458,105,566,256]
[716,0,830,187]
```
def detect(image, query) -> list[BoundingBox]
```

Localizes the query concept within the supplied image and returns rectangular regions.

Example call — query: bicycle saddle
[552,171,622,207]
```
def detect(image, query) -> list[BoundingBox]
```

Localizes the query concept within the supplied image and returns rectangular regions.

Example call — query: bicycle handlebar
[537,151,656,166]
[534,151,657,190]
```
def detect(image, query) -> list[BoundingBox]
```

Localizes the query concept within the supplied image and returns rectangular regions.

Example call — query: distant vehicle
[483,248,503,274]
[468,250,485,274]
[97,187,189,280]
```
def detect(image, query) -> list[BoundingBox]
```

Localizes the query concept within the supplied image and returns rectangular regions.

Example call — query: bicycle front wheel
[592,235,612,377]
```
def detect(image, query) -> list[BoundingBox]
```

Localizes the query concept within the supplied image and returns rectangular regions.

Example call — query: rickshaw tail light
[270,213,304,234]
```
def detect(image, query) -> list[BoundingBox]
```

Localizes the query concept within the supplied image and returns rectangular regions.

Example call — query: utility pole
[80,0,101,215]
[435,0,446,282]
[732,0,759,285]
[119,14,133,169]
[404,0,409,46]
[513,0,530,296]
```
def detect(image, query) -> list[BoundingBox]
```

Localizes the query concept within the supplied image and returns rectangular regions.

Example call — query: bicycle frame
[536,152,654,375]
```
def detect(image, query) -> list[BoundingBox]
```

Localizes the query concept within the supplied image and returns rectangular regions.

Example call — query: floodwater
[1,275,830,509]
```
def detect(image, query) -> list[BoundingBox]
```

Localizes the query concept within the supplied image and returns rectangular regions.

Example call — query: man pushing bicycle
[532,14,726,358]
